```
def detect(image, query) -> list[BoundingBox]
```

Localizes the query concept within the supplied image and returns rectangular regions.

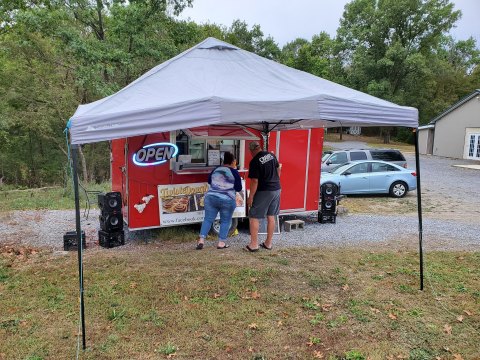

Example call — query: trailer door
[274,130,310,211]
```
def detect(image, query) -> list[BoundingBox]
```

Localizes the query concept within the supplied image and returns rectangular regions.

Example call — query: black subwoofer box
[98,230,125,248]
[318,213,336,224]
[63,230,87,251]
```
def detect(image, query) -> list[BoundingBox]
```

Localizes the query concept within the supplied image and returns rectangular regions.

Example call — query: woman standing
[196,152,242,250]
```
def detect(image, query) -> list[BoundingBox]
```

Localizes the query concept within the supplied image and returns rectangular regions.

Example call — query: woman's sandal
[196,241,204,250]
[217,244,230,249]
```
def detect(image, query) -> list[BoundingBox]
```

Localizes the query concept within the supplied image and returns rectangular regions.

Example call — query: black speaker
[98,192,123,232]
[321,182,339,197]
[320,182,339,213]
[63,230,87,251]
[98,230,125,248]
[98,192,122,213]
[319,182,340,224]
[318,213,336,224]
[99,213,123,232]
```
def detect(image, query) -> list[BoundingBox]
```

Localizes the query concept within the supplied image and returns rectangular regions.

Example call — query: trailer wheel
[210,218,239,237]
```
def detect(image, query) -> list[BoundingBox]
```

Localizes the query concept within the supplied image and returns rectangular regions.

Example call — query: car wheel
[389,181,407,198]
[210,218,239,236]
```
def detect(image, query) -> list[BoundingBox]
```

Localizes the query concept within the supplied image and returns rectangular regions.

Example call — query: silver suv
[322,149,407,172]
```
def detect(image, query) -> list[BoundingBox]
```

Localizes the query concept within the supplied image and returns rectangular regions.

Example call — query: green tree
[225,20,281,60]
[0,0,193,186]
[279,33,343,81]
[336,0,478,142]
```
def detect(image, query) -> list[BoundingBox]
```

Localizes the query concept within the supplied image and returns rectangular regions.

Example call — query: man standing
[246,141,281,251]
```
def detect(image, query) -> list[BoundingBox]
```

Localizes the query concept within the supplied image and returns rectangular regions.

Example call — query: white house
[418,89,480,160]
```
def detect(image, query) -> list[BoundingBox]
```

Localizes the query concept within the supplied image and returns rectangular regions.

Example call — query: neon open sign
[133,142,178,167]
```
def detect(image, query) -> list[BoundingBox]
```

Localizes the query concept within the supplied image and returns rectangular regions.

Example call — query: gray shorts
[249,190,281,219]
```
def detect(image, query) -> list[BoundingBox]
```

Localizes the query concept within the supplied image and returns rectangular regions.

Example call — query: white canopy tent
[68,37,424,350]
[69,37,418,145]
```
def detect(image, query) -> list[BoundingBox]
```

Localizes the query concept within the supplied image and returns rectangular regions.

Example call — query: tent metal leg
[414,130,424,290]
[71,144,87,349]
[262,122,269,150]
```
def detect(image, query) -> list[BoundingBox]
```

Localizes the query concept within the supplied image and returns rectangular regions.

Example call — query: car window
[370,150,405,161]
[329,152,348,164]
[350,151,368,161]
[330,162,352,174]
[322,153,331,162]
[371,163,399,172]
[345,163,369,174]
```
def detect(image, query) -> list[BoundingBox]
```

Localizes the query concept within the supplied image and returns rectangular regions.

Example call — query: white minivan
[322,149,407,172]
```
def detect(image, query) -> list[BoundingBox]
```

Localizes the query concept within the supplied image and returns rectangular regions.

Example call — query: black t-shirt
[248,151,281,191]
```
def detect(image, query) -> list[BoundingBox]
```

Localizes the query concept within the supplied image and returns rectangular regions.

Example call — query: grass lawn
[0,183,110,212]
[1,137,476,359]
[1,244,479,359]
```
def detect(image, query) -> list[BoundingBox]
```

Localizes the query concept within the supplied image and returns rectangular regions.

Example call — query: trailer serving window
[174,126,258,169]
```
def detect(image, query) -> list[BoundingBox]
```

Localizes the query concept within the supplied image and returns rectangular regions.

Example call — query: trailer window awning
[184,126,259,140]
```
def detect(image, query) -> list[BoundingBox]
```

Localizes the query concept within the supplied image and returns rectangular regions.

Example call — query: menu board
[207,150,220,166]
[158,181,246,226]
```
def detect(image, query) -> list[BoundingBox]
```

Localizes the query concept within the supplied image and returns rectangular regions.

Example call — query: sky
[178,0,480,47]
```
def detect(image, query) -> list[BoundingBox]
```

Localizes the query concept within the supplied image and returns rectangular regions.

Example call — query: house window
[468,134,480,160]
[477,137,480,158]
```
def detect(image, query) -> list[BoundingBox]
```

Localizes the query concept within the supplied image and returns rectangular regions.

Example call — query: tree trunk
[89,143,95,183]
[78,146,89,184]
[339,126,343,140]
[383,128,391,144]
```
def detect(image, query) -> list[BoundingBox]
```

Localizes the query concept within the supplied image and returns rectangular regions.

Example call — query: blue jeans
[199,194,236,241]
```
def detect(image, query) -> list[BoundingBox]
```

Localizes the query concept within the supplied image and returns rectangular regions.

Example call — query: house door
[467,134,480,160]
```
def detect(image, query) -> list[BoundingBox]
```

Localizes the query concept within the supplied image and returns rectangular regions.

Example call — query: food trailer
[111,126,324,231]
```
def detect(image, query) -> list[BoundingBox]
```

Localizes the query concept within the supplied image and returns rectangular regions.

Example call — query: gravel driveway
[1,151,479,252]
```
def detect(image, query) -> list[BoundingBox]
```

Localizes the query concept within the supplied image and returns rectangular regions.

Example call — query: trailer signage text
[133,142,178,166]
[159,184,209,198]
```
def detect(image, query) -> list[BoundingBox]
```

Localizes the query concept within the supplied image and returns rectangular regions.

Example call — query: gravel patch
[1,153,478,253]
[1,209,479,252]
[180,213,480,252]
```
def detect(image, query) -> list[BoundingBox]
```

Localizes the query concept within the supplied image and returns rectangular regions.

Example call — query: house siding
[433,96,480,159]
[418,128,433,155]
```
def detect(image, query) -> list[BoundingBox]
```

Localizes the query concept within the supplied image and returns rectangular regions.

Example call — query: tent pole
[414,129,424,290]
[71,144,87,349]
[263,122,269,150]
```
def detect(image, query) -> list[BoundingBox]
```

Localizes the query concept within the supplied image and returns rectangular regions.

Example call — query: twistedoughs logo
[259,153,274,164]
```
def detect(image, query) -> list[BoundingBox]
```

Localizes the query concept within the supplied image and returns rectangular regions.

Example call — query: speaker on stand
[98,192,122,212]
[318,182,340,224]
[97,192,125,248]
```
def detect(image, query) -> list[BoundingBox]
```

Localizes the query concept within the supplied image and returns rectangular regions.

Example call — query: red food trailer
[111,125,324,231]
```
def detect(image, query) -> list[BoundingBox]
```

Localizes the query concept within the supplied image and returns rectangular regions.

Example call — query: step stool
[284,219,305,232]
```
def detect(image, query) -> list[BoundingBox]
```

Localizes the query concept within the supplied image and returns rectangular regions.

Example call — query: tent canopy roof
[70,37,418,144]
